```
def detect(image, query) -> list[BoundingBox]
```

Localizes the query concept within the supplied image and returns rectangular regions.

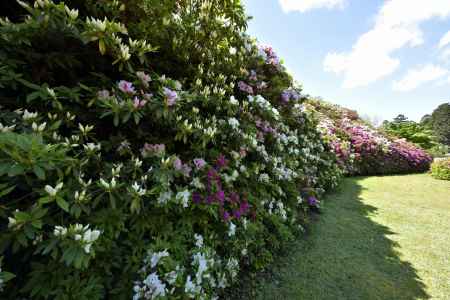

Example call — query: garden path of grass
[252,174,450,300]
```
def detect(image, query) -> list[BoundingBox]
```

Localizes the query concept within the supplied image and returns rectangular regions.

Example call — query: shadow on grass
[240,178,429,300]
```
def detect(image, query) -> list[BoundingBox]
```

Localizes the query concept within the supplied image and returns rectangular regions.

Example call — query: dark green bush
[0,1,341,299]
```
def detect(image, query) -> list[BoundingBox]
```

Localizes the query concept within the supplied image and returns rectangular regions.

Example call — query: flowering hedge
[0,1,342,299]
[313,100,432,175]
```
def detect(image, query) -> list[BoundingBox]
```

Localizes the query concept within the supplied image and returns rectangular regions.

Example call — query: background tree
[429,103,450,146]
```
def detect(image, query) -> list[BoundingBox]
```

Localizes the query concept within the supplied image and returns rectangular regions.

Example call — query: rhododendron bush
[312,100,432,175]
[0,1,341,299]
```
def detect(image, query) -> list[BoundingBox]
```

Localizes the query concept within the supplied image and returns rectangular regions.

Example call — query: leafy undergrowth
[236,174,450,300]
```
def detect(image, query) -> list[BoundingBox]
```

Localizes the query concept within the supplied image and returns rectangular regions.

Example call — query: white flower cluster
[247,95,280,120]
[134,250,173,300]
[54,224,101,254]
[266,200,288,221]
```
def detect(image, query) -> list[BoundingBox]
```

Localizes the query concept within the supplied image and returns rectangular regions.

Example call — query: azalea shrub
[312,100,432,175]
[0,1,341,299]
[431,158,450,180]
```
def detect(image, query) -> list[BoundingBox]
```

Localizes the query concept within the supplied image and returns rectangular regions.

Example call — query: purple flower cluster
[280,89,300,104]
[260,46,280,66]
[255,119,277,135]
[238,81,254,94]
[192,155,251,222]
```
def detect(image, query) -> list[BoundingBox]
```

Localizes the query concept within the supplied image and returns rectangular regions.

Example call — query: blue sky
[242,0,450,122]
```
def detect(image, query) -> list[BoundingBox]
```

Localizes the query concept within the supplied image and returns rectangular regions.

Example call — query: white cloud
[392,64,448,91]
[324,0,450,88]
[278,0,345,13]
[438,30,450,49]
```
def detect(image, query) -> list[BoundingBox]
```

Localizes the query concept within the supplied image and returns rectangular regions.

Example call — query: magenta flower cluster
[192,155,252,223]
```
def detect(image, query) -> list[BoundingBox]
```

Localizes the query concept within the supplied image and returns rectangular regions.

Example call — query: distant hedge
[431,158,450,180]
[312,100,432,175]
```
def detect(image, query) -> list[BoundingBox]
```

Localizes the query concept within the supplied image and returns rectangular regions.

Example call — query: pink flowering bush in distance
[0,1,342,299]
[312,100,432,175]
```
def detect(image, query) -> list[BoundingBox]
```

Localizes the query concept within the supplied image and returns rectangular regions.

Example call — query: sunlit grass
[245,174,450,300]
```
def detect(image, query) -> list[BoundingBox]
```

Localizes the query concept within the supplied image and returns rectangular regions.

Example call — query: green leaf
[1,271,16,282]
[39,196,53,205]
[8,164,25,177]
[56,197,70,212]
[0,163,12,176]
[0,185,15,198]
[33,165,45,180]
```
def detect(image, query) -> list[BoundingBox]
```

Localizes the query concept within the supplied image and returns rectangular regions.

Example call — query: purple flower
[173,157,183,170]
[238,81,254,94]
[308,196,318,206]
[181,164,192,177]
[281,91,290,104]
[192,192,202,204]
[215,190,225,204]
[118,80,135,94]
[206,195,214,204]
[163,87,177,106]
[222,210,231,222]
[215,154,228,170]
[193,158,206,169]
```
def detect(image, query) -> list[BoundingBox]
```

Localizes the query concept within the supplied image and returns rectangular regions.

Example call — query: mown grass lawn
[250,174,450,300]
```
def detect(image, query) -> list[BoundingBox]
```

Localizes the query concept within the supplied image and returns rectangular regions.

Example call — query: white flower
[53,225,67,237]
[143,273,166,298]
[176,190,191,208]
[132,182,146,196]
[78,123,94,134]
[134,157,143,168]
[32,122,46,132]
[45,182,63,197]
[0,123,15,132]
[158,191,173,204]
[229,96,239,105]
[46,88,56,98]
[229,47,237,55]
[184,275,198,296]
[8,217,17,228]
[194,234,203,248]
[22,109,38,120]
[65,6,79,19]
[150,250,170,268]
[228,222,236,237]
[87,17,107,31]
[119,44,131,61]
[228,117,239,129]
[83,143,101,152]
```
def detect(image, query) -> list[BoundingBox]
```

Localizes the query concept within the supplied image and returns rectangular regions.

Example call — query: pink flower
[193,158,206,169]
[133,97,147,109]
[163,87,177,106]
[173,157,183,170]
[118,80,135,94]
[141,143,165,157]
[136,71,151,87]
